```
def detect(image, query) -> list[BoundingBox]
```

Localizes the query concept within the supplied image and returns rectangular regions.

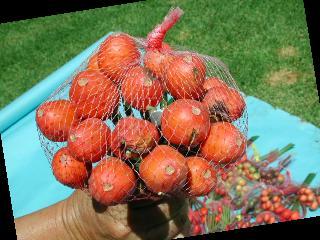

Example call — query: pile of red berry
[255,211,276,224]
[259,188,300,222]
[298,187,320,211]
[188,207,209,235]
[187,136,319,236]
[260,169,285,185]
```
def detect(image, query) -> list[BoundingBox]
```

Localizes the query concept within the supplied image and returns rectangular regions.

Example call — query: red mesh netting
[36,7,248,206]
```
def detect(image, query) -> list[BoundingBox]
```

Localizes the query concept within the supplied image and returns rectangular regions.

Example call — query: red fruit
[164,53,206,100]
[188,211,195,222]
[139,145,188,194]
[200,207,208,216]
[273,202,281,209]
[161,99,211,147]
[261,203,267,210]
[185,156,217,197]
[69,69,120,120]
[298,187,306,194]
[299,195,307,202]
[110,117,160,160]
[121,66,164,112]
[68,118,111,163]
[200,122,246,164]
[203,77,229,91]
[290,211,300,220]
[221,172,228,181]
[261,189,270,196]
[309,201,318,210]
[264,201,272,210]
[194,210,201,217]
[214,187,226,196]
[202,86,246,122]
[98,33,140,85]
[281,209,292,220]
[144,43,174,80]
[191,212,201,224]
[256,214,264,224]
[87,53,99,70]
[263,212,271,223]
[307,194,315,203]
[52,147,92,189]
[305,188,313,195]
[279,217,287,222]
[268,216,276,224]
[274,205,285,214]
[190,217,198,224]
[88,157,137,206]
[239,154,248,163]
[272,195,281,203]
[36,100,80,142]
[215,215,221,222]
[193,225,201,235]
[260,196,269,203]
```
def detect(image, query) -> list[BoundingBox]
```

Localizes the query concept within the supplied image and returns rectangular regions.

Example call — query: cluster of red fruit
[260,169,285,185]
[298,187,320,211]
[36,8,247,206]
[259,188,300,222]
[232,219,252,229]
[255,211,277,224]
[187,137,319,236]
[189,207,209,235]
[218,156,259,200]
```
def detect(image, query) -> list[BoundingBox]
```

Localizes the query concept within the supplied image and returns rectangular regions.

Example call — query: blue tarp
[1,33,320,219]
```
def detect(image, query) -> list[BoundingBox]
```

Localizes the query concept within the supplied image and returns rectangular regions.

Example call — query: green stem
[260,143,294,161]
[278,143,295,156]
[247,136,259,146]
[260,150,278,161]
[302,173,317,187]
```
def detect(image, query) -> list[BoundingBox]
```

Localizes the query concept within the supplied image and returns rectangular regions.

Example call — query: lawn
[0,0,319,126]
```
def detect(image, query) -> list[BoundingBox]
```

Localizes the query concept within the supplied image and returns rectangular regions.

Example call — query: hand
[15,189,190,240]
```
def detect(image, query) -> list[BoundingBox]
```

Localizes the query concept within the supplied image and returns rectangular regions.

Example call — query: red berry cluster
[279,209,300,222]
[213,206,223,223]
[260,189,282,212]
[214,185,227,196]
[188,207,208,235]
[226,216,252,230]
[260,169,285,185]
[298,187,320,211]
[236,220,252,228]
[256,211,276,224]
[259,188,300,222]
[236,161,260,181]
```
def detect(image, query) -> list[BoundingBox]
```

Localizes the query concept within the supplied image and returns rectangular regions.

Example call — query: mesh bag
[36,7,248,206]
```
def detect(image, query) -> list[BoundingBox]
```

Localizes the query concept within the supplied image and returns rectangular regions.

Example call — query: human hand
[15,189,190,240]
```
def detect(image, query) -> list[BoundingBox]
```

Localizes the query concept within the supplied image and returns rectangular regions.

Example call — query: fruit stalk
[146,7,184,50]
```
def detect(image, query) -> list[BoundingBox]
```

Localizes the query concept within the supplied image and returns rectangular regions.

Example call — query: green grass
[0,0,319,126]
